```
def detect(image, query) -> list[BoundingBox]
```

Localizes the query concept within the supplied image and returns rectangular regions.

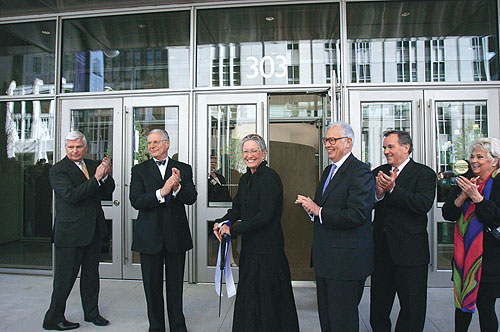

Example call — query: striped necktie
[79,161,90,179]
[322,164,337,196]
[393,167,399,180]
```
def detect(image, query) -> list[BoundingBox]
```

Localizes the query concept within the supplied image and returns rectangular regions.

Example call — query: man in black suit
[43,131,115,331]
[130,129,197,332]
[296,121,375,332]
[370,130,436,332]
[208,156,232,203]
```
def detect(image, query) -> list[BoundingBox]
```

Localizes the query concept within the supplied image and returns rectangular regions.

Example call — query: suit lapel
[319,154,354,204]
[147,159,165,186]
[395,159,415,186]
[63,156,88,182]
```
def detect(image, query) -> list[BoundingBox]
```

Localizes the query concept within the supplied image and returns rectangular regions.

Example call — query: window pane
[347,0,499,83]
[197,3,340,87]
[1,21,56,95]
[269,94,324,119]
[361,102,412,169]
[133,106,179,165]
[62,11,190,92]
[436,101,487,202]
[71,108,113,202]
[0,100,55,270]
[437,222,455,270]
[208,104,256,206]
[132,107,179,265]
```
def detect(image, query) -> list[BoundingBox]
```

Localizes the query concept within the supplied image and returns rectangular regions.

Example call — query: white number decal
[275,55,287,78]
[247,56,259,79]
[260,56,274,78]
[245,56,288,79]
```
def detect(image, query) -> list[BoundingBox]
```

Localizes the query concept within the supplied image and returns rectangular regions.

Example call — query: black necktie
[156,159,166,166]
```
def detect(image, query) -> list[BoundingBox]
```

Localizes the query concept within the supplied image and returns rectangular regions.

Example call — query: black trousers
[455,281,500,332]
[140,245,187,332]
[370,246,428,332]
[43,227,102,325]
[316,275,365,332]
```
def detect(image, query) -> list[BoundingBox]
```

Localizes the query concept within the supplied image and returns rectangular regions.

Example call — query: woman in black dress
[213,134,299,332]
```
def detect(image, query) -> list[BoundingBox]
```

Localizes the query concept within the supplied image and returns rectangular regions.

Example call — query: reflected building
[0,0,499,285]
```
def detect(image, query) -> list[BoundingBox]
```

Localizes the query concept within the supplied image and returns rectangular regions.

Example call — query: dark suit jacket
[130,158,197,255]
[50,157,115,248]
[372,159,436,266]
[442,175,500,282]
[312,153,375,280]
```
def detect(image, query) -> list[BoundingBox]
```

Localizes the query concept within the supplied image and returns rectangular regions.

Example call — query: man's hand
[94,157,111,181]
[160,167,181,197]
[295,194,321,216]
[376,171,396,195]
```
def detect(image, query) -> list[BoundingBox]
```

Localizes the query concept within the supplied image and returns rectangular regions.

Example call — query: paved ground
[0,273,495,332]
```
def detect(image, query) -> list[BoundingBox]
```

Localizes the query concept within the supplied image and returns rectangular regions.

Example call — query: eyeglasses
[322,136,348,145]
[242,149,261,154]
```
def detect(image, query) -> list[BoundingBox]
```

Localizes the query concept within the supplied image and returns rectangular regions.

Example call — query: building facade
[1,0,499,286]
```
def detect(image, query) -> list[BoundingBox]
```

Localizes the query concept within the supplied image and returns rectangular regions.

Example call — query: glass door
[195,93,267,282]
[60,95,190,279]
[427,89,499,285]
[60,98,123,279]
[349,88,500,287]
[122,95,190,280]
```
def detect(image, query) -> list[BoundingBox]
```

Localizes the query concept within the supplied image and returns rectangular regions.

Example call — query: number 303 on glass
[246,56,287,79]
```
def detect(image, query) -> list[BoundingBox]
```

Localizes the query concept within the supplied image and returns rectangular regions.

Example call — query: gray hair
[384,130,413,154]
[65,131,87,146]
[147,129,169,141]
[470,137,500,165]
[241,134,267,152]
[327,121,355,146]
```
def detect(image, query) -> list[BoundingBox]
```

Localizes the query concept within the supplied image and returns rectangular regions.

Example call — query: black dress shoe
[43,320,80,331]
[84,314,109,326]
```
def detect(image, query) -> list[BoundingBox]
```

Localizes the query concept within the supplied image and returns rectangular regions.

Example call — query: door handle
[113,200,120,206]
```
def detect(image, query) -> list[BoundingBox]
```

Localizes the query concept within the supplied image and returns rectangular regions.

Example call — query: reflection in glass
[133,106,179,165]
[361,102,411,169]
[347,0,499,83]
[62,11,190,92]
[197,3,340,87]
[71,108,113,201]
[209,104,256,206]
[269,94,324,119]
[101,219,112,263]
[437,222,455,270]
[436,101,487,202]
[0,21,56,95]
[132,219,140,264]
[132,107,179,266]
[0,101,54,269]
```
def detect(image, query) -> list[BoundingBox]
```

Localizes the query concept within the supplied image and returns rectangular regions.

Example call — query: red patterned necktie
[393,167,399,180]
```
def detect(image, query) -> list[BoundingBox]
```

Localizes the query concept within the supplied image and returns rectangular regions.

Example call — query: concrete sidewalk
[0,273,494,332]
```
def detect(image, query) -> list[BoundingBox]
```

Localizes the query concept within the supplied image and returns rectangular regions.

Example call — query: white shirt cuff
[156,189,165,203]
[172,183,181,197]
[318,207,323,224]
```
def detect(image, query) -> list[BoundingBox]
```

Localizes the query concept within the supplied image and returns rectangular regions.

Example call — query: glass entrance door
[349,88,500,286]
[195,93,267,282]
[60,95,190,279]
[60,98,123,278]
[122,95,190,279]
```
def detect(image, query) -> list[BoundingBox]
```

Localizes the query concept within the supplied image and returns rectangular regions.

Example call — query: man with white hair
[43,131,115,331]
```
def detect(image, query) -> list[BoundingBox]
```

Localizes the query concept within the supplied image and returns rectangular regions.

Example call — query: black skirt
[232,249,299,332]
